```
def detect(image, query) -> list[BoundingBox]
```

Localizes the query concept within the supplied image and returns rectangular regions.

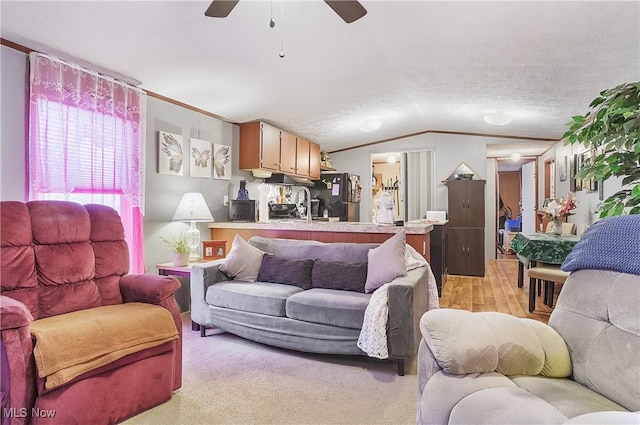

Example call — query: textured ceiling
[2,1,639,157]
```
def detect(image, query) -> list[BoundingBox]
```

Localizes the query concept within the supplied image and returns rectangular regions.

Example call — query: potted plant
[563,82,640,217]
[161,233,189,266]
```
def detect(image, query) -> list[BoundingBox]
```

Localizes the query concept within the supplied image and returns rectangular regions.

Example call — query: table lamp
[172,192,214,262]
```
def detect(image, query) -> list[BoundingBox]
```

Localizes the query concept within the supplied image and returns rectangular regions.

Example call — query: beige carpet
[122,313,417,425]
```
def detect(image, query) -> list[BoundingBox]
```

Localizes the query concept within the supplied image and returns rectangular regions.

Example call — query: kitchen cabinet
[239,121,321,179]
[309,142,320,179]
[447,180,485,277]
[447,180,485,228]
[447,228,484,277]
[295,137,310,177]
[239,121,281,172]
[280,131,297,174]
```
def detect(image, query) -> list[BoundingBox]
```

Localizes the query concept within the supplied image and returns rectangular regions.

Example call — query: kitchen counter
[208,220,433,260]
[208,220,433,234]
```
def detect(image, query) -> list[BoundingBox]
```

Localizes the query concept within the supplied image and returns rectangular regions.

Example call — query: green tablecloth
[510,232,580,265]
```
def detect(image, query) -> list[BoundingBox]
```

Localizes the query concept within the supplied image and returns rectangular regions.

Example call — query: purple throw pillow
[365,230,407,293]
[257,254,315,289]
[311,260,368,293]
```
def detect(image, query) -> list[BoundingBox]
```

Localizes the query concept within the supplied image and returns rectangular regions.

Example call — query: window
[29,53,146,273]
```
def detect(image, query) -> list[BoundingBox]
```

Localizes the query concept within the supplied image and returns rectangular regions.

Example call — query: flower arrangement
[544,193,578,220]
[161,232,189,253]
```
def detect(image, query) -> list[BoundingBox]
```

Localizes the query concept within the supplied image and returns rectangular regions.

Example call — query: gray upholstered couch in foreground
[417,214,640,424]
[190,234,435,375]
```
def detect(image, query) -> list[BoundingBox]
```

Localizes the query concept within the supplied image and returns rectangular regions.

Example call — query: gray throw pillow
[311,260,368,293]
[257,254,315,289]
[365,230,407,293]
[219,234,265,282]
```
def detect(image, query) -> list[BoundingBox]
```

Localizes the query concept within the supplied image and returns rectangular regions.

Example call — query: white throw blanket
[357,246,439,359]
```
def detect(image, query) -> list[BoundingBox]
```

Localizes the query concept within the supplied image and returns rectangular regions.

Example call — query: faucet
[296,187,312,223]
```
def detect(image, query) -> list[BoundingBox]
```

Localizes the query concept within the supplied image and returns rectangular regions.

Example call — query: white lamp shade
[172,192,214,222]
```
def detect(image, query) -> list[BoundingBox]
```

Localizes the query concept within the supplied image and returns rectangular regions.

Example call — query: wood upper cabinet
[295,137,310,177]
[239,121,281,172]
[308,142,320,180]
[280,131,297,174]
[239,121,322,179]
[261,123,281,171]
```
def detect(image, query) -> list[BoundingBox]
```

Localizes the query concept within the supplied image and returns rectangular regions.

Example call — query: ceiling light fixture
[483,112,513,126]
[359,119,382,132]
[387,154,397,164]
[510,152,522,161]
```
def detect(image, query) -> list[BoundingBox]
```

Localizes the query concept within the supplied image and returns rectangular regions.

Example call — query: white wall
[143,97,251,271]
[0,45,28,201]
[551,140,624,235]
[331,133,438,222]
[331,132,495,263]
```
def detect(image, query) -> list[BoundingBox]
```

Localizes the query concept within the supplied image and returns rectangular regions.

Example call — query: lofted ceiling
[1,1,639,158]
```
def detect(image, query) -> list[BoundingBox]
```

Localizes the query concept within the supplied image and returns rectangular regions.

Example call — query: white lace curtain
[29,52,147,273]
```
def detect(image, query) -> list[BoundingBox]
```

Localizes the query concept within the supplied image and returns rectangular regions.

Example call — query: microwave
[229,200,255,222]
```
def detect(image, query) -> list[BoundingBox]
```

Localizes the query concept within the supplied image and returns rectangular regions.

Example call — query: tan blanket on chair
[30,302,179,390]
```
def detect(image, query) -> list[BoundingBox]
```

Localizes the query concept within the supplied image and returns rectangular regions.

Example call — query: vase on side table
[173,252,189,266]
[551,217,563,235]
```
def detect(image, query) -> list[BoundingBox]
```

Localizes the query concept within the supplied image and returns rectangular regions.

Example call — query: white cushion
[364,230,407,293]
[219,234,265,282]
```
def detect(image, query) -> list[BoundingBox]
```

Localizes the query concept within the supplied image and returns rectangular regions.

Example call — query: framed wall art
[580,150,598,193]
[189,138,212,178]
[569,154,577,192]
[158,131,184,176]
[202,240,226,261]
[213,143,231,180]
[558,156,568,182]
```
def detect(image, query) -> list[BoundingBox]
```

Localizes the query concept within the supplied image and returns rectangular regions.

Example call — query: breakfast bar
[209,221,434,261]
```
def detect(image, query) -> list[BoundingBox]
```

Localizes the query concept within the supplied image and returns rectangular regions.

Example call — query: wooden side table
[156,262,196,317]
[156,262,193,278]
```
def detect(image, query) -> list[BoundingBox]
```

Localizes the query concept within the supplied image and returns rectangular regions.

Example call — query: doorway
[496,158,538,254]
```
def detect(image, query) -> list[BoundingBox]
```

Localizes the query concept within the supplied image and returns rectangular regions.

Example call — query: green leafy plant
[563,82,640,217]
[161,233,189,253]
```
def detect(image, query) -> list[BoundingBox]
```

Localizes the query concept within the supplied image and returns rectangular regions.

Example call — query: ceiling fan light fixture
[510,152,522,161]
[359,119,382,132]
[483,112,513,126]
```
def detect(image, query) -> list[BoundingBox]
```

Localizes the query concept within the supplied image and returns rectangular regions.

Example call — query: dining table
[509,232,581,287]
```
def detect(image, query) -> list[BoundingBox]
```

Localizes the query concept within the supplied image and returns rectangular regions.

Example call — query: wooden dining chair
[527,264,570,312]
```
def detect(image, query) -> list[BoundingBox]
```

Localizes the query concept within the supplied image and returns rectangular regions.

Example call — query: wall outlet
[223,195,229,206]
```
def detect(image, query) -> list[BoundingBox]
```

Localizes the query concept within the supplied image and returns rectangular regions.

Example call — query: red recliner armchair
[0,201,182,425]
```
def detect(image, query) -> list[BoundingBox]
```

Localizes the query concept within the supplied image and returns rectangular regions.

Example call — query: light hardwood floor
[439,257,554,323]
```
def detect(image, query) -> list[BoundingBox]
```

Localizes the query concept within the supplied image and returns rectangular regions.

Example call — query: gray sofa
[190,236,433,375]
[417,215,640,424]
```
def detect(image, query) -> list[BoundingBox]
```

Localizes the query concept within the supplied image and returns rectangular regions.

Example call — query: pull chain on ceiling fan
[279,1,285,58]
[205,0,367,24]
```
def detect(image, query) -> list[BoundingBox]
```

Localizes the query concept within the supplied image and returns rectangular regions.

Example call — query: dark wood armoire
[446,179,486,277]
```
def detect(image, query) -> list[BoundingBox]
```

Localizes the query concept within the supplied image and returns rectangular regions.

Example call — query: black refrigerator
[311,172,361,221]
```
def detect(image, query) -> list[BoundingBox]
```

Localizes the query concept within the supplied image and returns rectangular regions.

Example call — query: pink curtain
[29,53,146,273]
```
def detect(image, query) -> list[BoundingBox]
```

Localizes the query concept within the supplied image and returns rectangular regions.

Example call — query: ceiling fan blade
[204,0,239,18]
[324,1,367,23]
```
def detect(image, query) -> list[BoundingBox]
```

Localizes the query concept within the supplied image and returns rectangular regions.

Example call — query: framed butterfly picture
[213,143,231,180]
[158,131,184,176]
[189,138,212,178]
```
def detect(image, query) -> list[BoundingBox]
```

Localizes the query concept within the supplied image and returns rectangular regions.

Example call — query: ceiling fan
[205,1,367,24]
